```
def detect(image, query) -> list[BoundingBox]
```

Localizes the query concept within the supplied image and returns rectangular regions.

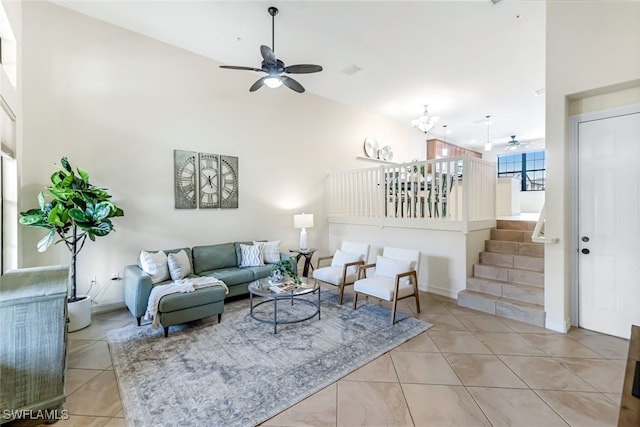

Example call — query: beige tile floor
[8,290,629,426]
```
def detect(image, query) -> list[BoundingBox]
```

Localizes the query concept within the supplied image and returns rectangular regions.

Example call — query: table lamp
[293,213,314,250]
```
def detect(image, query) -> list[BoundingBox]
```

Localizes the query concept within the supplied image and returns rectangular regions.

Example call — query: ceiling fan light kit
[219,6,323,93]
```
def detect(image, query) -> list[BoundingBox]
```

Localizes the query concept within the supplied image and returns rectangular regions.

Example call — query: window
[497,150,546,191]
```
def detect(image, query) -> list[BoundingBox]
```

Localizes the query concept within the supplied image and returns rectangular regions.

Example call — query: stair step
[474,264,544,287]
[490,229,532,243]
[479,252,544,272]
[457,290,545,327]
[497,220,537,231]
[485,240,544,257]
[466,277,544,305]
[496,298,545,327]
[457,290,499,315]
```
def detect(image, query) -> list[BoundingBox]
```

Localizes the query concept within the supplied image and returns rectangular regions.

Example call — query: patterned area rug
[107,290,432,427]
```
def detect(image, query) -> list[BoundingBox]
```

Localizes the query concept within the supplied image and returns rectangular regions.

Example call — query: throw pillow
[255,240,281,264]
[374,255,413,285]
[167,250,191,281]
[330,249,364,275]
[139,250,170,284]
[239,244,265,267]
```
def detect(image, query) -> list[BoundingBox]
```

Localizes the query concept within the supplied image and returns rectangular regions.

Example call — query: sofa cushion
[234,242,253,266]
[199,268,254,286]
[168,250,192,281]
[139,251,169,284]
[158,285,226,313]
[239,244,264,267]
[243,265,274,280]
[193,243,237,274]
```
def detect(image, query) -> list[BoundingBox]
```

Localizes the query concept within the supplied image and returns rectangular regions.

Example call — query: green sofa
[123,242,290,336]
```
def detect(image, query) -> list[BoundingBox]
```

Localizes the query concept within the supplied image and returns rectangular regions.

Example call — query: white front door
[578,109,640,339]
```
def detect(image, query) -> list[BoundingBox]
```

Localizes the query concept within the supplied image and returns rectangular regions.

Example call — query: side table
[290,248,317,277]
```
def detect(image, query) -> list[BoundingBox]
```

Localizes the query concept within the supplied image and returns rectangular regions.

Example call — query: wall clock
[174,150,197,209]
[198,153,219,208]
[220,155,239,209]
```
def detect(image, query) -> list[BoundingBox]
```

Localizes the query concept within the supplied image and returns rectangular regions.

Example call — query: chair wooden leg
[339,284,345,305]
[353,291,358,310]
[413,273,421,314]
[391,294,399,325]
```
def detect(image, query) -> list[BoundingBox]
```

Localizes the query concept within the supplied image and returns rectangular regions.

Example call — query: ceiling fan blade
[220,65,264,72]
[283,64,323,74]
[249,76,268,92]
[260,45,277,66]
[281,75,305,93]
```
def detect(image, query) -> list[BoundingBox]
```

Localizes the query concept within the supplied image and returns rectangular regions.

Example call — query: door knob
[581,248,590,254]
[581,236,590,242]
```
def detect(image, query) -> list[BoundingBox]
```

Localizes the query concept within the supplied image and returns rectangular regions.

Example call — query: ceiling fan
[219,7,323,93]
[504,135,530,151]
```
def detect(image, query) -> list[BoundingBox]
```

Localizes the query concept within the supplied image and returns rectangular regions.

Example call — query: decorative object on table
[411,104,440,134]
[174,150,238,209]
[363,136,379,158]
[19,157,124,331]
[174,149,198,209]
[271,257,301,285]
[107,290,432,427]
[219,6,323,93]
[293,213,314,250]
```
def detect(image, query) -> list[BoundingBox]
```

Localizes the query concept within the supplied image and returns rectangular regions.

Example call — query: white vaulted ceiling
[53,0,546,151]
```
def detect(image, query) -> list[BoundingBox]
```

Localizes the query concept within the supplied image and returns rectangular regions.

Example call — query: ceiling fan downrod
[268,6,278,53]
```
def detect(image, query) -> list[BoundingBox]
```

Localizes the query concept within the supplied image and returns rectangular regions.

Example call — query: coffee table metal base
[249,288,321,334]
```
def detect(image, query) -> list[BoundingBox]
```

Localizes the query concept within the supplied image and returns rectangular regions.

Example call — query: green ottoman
[157,285,226,337]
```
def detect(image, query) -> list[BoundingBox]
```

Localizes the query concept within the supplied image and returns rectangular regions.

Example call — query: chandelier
[411,105,440,134]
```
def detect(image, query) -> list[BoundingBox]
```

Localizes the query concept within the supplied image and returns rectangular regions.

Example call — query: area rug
[107,290,432,427]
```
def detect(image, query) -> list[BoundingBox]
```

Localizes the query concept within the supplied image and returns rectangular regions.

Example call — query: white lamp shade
[293,213,314,229]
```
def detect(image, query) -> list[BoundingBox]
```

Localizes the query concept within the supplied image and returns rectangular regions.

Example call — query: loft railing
[328,155,496,232]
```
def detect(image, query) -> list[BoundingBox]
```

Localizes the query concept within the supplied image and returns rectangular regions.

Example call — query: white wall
[327,221,490,299]
[520,190,544,214]
[19,2,424,308]
[545,1,640,332]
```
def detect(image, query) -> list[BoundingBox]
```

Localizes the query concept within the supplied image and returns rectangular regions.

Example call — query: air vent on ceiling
[341,65,363,76]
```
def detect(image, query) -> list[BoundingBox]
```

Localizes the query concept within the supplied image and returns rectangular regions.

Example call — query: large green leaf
[77,167,89,184]
[36,230,56,253]
[61,157,72,172]
[68,208,89,223]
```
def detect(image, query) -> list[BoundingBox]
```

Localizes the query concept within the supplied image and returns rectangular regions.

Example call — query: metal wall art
[174,150,239,209]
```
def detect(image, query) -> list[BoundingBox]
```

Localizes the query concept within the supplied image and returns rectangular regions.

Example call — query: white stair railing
[531,203,559,244]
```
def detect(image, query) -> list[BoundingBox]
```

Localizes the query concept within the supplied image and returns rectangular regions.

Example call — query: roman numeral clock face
[175,151,197,209]
[199,153,219,208]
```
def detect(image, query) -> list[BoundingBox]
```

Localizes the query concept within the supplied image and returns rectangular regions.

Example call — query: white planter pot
[68,295,92,332]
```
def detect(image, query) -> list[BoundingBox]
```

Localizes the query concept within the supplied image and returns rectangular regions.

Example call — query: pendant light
[484,115,492,151]
[441,125,449,157]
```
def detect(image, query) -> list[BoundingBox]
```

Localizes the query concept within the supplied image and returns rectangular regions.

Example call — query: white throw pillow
[240,244,265,267]
[167,250,192,281]
[330,249,364,275]
[139,250,170,284]
[374,255,413,285]
[255,240,281,264]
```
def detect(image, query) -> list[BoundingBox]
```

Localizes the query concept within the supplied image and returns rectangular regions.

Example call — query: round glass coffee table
[248,278,321,334]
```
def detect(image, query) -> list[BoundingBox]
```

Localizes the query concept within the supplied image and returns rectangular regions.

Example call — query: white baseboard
[545,317,571,333]
[92,301,126,314]
[421,283,459,300]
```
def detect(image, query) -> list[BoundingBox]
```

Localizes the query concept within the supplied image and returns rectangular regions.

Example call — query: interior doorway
[572,103,640,339]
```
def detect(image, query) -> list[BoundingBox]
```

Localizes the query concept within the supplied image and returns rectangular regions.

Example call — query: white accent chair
[353,247,421,324]
[312,241,370,304]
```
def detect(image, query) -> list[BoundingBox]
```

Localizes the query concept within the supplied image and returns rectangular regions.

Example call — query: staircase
[458,220,545,327]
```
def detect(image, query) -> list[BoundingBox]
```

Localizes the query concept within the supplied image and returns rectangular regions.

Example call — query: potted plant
[271,257,301,285]
[19,157,124,331]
